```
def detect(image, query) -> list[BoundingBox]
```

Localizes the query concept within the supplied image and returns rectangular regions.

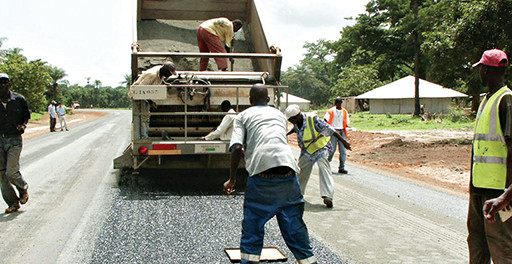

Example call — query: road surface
[0,110,469,263]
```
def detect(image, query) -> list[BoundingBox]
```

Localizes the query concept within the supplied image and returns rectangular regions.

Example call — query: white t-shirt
[324,108,350,129]
[230,105,299,176]
[48,104,57,118]
[205,109,236,140]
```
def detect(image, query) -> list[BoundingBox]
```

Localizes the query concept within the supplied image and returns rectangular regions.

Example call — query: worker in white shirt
[48,100,57,132]
[224,84,317,264]
[324,97,350,174]
[203,100,236,140]
[129,62,177,139]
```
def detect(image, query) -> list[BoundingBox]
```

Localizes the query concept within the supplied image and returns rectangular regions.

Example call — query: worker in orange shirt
[324,97,350,174]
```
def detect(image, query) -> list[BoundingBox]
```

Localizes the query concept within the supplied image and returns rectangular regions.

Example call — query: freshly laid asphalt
[90,176,347,264]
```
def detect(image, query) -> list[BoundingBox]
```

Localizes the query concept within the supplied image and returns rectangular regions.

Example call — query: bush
[448,105,471,123]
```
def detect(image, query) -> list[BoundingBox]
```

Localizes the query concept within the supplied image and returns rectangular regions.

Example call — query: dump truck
[114,0,288,180]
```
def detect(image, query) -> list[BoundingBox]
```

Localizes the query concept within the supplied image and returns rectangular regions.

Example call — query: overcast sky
[0,0,368,87]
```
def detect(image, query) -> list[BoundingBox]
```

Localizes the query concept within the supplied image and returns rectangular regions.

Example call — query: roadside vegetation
[282,0,512,114]
[315,105,474,131]
[0,38,131,114]
[30,112,42,121]
[348,112,474,131]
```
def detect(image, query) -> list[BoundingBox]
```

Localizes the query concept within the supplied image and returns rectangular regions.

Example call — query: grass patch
[30,112,42,121]
[348,112,475,131]
[310,109,475,131]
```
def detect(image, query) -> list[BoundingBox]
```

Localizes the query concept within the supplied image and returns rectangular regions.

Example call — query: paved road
[0,110,469,263]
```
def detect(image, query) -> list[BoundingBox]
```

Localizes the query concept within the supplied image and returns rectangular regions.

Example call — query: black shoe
[323,197,333,208]
[338,169,348,174]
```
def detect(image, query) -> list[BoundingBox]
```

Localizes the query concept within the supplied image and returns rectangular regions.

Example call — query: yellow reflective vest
[472,86,512,190]
[303,115,331,154]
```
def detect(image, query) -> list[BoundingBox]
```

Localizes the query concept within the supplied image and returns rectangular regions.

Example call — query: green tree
[282,64,331,107]
[47,65,67,103]
[422,0,512,112]
[120,74,132,88]
[93,79,102,89]
[0,46,52,112]
[331,65,382,98]
[282,40,336,107]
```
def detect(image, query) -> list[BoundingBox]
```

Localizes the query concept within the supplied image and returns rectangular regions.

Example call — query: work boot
[5,204,20,214]
[338,169,348,174]
[20,192,29,204]
[323,197,333,208]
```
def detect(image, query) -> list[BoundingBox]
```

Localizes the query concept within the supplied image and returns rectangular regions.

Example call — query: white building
[280,92,311,111]
[355,76,468,114]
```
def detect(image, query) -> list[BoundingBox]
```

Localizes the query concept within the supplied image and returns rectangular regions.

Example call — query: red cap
[473,49,509,68]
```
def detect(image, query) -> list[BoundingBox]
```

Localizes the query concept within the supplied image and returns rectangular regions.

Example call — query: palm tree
[120,74,132,88]
[47,66,67,102]
[94,80,102,89]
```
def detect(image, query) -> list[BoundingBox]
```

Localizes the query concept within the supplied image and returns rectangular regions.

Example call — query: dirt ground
[288,129,473,198]
[24,110,108,139]
[25,111,472,198]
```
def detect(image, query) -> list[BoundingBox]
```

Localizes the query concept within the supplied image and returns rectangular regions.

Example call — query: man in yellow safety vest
[468,48,512,264]
[285,104,351,208]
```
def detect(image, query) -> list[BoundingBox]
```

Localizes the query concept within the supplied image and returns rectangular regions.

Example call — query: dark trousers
[468,192,512,264]
[50,117,56,132]
[0,135,28,207]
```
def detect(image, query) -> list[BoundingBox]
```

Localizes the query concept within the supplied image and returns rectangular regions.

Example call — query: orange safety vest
[326,107,348,136]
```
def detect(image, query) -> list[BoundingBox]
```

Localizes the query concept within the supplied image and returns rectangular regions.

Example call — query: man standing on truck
[203,100,235,140]
[467,48,512,264]
[197,17,243,71]
[224,84,317,264]
[324,97,350,174]
[0,73,30,214]
[285,104,351,208]
[129,62,177,139]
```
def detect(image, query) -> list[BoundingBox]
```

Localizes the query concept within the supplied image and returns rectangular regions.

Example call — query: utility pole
[412,0,421,117]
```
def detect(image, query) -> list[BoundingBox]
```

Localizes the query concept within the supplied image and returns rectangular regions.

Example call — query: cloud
[255,0,368,68]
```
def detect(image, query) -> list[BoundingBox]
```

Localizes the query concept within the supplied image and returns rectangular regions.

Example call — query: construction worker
[224,85,317,264]
[129,62,177,139]
[0,73,30,214]
[203,100,236,140]
[197,17,243,71]
[324,97,350,174]
[467,48,512,264]
[285,104,351,208]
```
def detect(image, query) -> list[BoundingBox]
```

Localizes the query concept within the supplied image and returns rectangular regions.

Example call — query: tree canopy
[0,38,130,112]
[282,0,512,110]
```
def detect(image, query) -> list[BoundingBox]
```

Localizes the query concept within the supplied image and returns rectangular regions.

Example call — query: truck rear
[114,0,287,178]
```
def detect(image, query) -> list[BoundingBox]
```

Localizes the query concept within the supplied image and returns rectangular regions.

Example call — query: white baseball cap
[284,104,301,119]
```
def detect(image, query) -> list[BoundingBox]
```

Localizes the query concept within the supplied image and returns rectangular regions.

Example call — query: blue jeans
[328,129,346,170]
[240,173,316,263]
[0,135,28,207]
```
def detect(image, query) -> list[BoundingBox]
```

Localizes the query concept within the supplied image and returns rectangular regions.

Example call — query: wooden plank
[148,149,183,155]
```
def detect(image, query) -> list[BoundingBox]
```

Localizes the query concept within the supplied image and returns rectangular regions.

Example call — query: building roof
[356,76,468,99]
[280,92,311,103]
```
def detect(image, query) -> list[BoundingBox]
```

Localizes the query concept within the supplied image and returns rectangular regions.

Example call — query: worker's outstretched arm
[224,144,242,195]
[332,131,351,151]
